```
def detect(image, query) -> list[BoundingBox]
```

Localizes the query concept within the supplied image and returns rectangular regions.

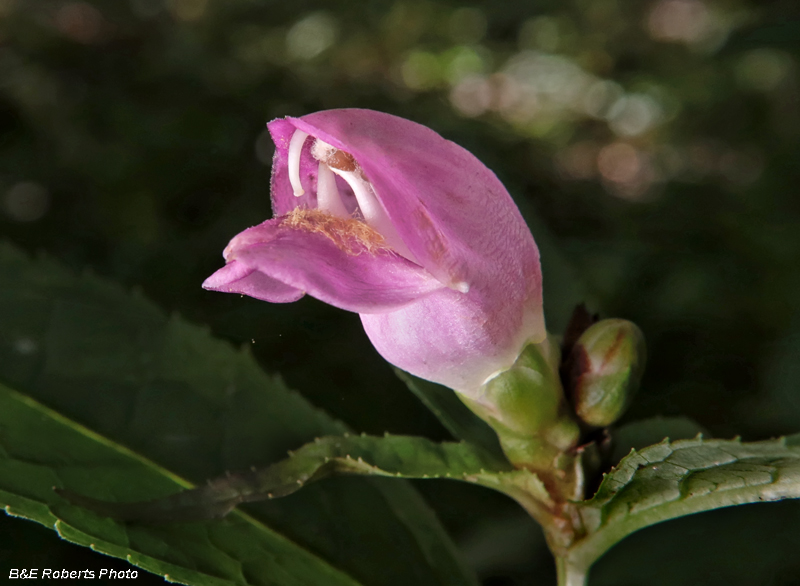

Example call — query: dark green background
[2,0,800,584]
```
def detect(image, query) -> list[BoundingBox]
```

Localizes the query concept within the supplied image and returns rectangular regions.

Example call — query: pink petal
[203,259,304,303]
[285,110,540,298]
[361,285,545,395]
[217,219,446,314]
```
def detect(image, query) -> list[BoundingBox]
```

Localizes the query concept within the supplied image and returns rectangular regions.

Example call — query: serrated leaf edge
[0,384,363,586]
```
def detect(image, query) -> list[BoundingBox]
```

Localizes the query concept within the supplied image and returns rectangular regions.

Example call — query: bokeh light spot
[450,74,491,117]
[445,46,487,85]
[608,94,663,136]
[736,49,793,93]
[719,148,765,188]
[555,141,600,180]
[167,0,208,22]
[286,13,338,61]
[402,51,443,90]
[4,182,50,222]
[13,337,37,356]
[55,2,107,44]
[583,80,624,119]
[0,0,17,18]
[597,142,659,199]
[647,0,712,44]
[598,142,642,184]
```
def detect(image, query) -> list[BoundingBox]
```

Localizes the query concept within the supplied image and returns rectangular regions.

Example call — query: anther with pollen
[285,128,419,263]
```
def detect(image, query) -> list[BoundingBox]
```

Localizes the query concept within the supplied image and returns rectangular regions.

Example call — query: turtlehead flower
[204,109,544,397]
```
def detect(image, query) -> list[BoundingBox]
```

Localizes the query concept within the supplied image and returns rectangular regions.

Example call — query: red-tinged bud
[567,319,646,427]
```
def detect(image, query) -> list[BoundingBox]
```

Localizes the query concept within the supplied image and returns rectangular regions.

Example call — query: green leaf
[394,370,506,461]
[609,416,710,463]
[568,436,800,573]
[0,382,360,586]
[0,243,477,586]
[58,434,513,522]
[785,433,800,446]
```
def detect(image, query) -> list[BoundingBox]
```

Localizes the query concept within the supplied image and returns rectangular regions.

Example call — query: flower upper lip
[275,110,533,296]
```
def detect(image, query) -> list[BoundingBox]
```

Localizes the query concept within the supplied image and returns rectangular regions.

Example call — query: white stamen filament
[288,130,309,196]
[329,167,417,262]
[316,162,350,218]
[288,135,419,263]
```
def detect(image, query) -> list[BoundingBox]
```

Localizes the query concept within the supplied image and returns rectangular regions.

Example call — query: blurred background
[1,0,800,584]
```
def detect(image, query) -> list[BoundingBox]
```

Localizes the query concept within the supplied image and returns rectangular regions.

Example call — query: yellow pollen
[281,207,389,256]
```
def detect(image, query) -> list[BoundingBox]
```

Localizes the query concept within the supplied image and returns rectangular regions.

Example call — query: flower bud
[567,318,646,427]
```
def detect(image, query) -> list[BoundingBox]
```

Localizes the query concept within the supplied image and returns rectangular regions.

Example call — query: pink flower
[204,109,544,397]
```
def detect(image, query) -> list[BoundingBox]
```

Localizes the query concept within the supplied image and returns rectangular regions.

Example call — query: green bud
[567,318,646,427]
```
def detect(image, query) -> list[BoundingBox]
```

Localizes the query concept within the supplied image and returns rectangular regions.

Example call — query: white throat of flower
[287,129,417,263]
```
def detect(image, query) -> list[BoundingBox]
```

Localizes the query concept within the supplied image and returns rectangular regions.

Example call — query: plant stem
[556,557,587,586]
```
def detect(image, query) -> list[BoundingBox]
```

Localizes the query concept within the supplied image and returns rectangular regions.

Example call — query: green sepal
[459,337,580,473]
[472,338,565,436]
